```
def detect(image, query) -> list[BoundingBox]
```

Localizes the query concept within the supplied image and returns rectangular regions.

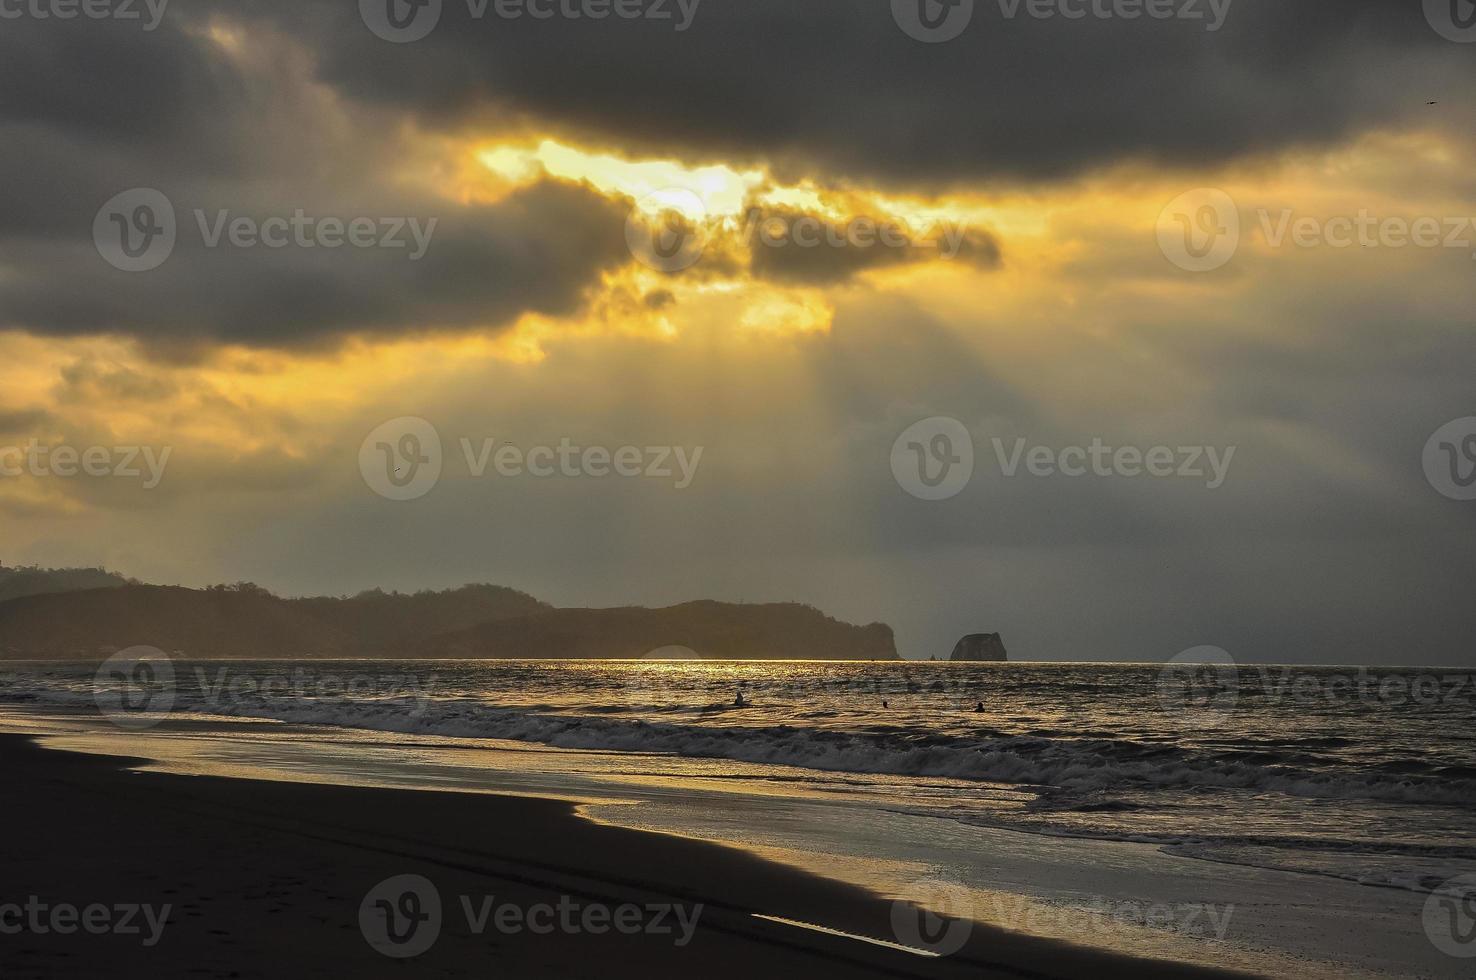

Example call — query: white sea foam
[5,658,1475,890]
[11,674,1472,809]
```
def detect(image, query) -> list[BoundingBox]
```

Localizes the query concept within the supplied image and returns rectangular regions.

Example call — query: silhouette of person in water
[973,701,985,713]
[733,689,747,708]
[881,699,889,709]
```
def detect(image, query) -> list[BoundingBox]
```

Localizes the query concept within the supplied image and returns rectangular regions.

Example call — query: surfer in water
[733,688,748,708]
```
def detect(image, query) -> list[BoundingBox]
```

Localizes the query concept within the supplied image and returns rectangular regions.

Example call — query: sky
[2,0,1475,664]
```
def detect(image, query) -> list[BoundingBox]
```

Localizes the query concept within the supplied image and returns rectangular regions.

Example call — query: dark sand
[0,733,1258,979]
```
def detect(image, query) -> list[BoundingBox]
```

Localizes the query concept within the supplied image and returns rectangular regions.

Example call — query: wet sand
[0,732,1259,979]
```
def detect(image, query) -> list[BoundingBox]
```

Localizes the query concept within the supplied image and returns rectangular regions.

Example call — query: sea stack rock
[949,633,1007,662]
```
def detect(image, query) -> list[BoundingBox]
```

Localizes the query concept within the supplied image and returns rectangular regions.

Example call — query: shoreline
[1,730,1257,979]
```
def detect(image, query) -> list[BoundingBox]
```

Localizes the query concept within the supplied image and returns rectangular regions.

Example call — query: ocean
[5,658,1474,900]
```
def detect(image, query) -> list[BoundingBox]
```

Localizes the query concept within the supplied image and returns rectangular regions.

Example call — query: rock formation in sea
[949,633,1008,662]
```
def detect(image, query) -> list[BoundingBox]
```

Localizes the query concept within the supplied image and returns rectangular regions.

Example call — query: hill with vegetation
[0,563,131,604]
[417,600,898,661]
[0,569,896,661]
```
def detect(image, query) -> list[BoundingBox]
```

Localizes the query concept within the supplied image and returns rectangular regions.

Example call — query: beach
[0,728,1265,979]
[6,4,1475,976]
[2,659,1468,978]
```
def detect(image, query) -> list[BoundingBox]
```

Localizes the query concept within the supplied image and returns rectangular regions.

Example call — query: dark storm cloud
[235,0,1471,187]
[53,360,179,404]
[0,16,634,347]
[0,180,632,346]
[0,2,1469,348]
[0,409,57,438]
[0,15,236,144]
[0,16,244,241]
